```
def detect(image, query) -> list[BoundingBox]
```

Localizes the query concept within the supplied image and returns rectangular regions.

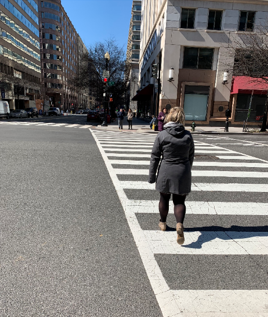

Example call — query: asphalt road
[0,124,162,317]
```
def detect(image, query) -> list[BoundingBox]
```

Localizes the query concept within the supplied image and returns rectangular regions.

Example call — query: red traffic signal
[103,78,108,83]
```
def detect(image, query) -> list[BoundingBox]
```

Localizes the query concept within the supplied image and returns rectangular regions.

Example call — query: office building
[40,0,89,111]
[0,0,41,109]
[135,0,268,126]
[126,0,142,112]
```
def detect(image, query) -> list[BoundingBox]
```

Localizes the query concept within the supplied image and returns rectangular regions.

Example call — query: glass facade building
[0,0,41,109]
[126,0,142,112]
[40,0,89,111]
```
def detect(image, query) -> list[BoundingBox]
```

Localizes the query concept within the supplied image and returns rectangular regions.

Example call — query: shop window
[239,11,255,32]
[208,10,222,30]
[184,86,210,121]
[235,94,266,122]
[181,9,195,29]
[183,47,214,69]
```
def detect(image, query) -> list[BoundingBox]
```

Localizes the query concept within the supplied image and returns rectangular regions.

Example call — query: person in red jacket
[157,108,167,131]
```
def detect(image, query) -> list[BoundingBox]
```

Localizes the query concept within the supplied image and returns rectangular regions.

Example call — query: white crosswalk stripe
[91,129,268,317]
[0,121,92,129]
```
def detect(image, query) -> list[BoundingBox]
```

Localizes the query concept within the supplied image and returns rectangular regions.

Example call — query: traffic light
[103,78,108,83]
[152,64,158,79]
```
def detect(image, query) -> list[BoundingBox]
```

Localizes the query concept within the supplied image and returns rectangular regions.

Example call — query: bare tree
[226,30,268,131]
[70,39,131,112]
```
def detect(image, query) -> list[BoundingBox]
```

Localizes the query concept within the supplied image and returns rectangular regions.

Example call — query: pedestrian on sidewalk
[117,108,124,130]
[157,108,167,131]
[149,115,157,130]
[127,108,134,130]
[148,107,195,245]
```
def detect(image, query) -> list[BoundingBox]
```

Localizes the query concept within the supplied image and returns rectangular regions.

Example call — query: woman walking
[148,107,195,245]
[127,108,134,130]
[157,108,167,132]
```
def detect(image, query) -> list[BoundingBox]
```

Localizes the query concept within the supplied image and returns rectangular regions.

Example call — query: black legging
[128,120,132,129]
[159,193,186,224]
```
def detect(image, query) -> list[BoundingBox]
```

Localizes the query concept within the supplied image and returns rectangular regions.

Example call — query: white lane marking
[100,141,155,145]
[107,153,150,157]
[97,138,157,142]
[65,124,79,128]
[104,148,233,154]
[120,181,268,192]
[144,230,268,255]
[36,123,56,126]
[170,290,268,316]
[106,153,247,158]
[52,123,68,127]
[114,169,268,178]
[126,200,268,215]
[194,162,268,167]
[110,160,268,168]
[101,144,224,149]
[216,156,261,160]
[79,126,91,129]
[91,129,180,316]
[110,160,150,165]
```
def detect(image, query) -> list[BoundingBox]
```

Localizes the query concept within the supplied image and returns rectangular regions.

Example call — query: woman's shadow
[168,225,268,249]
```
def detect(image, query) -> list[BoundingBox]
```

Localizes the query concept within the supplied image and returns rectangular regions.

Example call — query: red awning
[231,76,268,95]
[132,84,154,101]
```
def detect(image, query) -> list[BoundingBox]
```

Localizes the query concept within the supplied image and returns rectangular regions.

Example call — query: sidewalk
[93,118,268,135]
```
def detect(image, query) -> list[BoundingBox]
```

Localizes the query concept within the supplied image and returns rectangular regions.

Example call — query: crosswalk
[0,121,91,128]
[91,129,268,317]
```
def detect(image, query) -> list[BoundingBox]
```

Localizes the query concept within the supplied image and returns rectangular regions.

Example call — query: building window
[208,10,222,30]
[133,5,141,11]
[133,25,141,31]
[239,11,255,31]
[181,9,195,29]
[132,34,140,40]
[133,15,141,21]
[132,53,139,59]
[132,44,140,50]
[183,47,214,69]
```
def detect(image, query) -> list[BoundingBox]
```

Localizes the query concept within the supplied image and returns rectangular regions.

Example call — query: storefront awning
[132,84,154,101]
[231,76,268,95]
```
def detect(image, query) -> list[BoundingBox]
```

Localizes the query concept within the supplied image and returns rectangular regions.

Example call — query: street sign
[103,70,110,78]
[108,81,115,86]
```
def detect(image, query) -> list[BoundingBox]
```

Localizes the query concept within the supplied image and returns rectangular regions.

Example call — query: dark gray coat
[149,122,195,195]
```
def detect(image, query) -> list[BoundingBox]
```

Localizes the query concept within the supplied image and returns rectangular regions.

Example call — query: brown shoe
[158,221,166,231]
[176,223,185,245]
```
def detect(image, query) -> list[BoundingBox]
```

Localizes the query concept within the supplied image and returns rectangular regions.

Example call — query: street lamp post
[101,52,110,126]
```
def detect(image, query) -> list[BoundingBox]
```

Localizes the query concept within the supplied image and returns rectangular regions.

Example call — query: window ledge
[205,30,224,33]
[177,28,197,32]
[235,31,255,34]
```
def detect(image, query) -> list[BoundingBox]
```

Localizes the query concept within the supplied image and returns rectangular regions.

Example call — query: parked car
[82,109,90,114]
[87,111,100,122]
[0,101,10,119]
[10,109,28,118]
[25,107,38,118]
[48,107,60,116]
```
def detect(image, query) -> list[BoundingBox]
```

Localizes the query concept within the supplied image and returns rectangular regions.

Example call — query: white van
[0,101,10,119]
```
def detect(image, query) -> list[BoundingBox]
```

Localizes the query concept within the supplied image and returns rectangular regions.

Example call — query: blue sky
[62,0,133,52]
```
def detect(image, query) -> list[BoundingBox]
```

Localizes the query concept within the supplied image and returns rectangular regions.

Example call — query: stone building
[126,0,142,112]
[135,0,268,125]
[39,0,89,111]
[0,0,41,109]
